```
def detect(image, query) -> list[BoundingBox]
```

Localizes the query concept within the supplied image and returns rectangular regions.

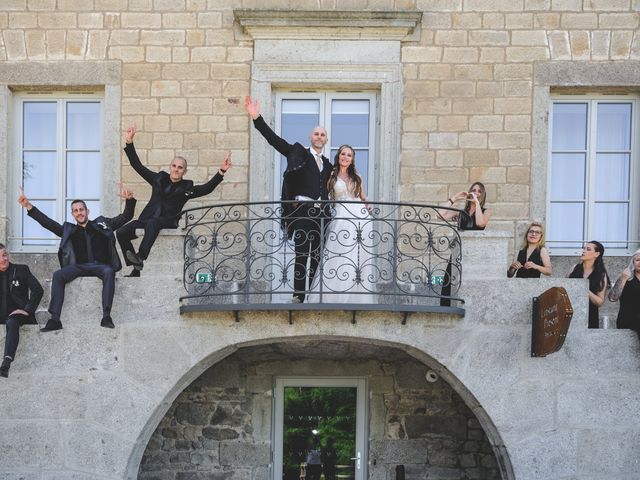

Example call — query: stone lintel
[234,9,422,41]
[0,61,121,87]
[534,61,640,87]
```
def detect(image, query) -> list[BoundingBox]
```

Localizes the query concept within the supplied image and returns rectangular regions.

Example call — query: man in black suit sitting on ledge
[18,185,135,331]
[0,243,44,378]
[117,125,232,277]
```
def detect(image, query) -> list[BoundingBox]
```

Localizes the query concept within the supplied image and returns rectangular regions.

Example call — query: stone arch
[126,335,515,480]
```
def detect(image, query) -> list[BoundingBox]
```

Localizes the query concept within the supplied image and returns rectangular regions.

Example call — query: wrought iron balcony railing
[179,201,465,318]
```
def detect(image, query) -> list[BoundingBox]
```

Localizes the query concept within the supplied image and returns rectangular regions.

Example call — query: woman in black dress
[507,221,552,278]
[568,241,609,329]
[608,249,640,335]
[439,182,492,306]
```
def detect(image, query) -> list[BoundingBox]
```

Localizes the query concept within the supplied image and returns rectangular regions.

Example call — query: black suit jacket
[253,116,332,236]
[1,263,44,325]
[253,115,332,199]
[27,198,136,272]
[124,143,224,228]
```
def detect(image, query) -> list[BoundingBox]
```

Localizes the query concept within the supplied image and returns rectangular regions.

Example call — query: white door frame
[273,377,368,480]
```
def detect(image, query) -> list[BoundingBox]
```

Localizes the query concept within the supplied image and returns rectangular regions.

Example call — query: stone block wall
[1,1,639,240]
[139,344,500,480]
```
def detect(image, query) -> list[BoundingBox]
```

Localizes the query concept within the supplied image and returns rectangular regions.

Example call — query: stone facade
[139,344,500,480]
[1,1,640,479]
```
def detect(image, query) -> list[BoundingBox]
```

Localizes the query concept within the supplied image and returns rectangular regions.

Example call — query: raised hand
[118,182,134,200]
[245,96,260,120]
[125,124,137,144]
[17,186,33,210]
[220,151,232,172]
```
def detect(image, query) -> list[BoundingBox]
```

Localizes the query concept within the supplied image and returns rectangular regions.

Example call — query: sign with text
[531,286,573,357]
[195,273,213,283]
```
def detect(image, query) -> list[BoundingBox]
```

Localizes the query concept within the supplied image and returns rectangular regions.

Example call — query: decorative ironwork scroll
[180,201,465,312]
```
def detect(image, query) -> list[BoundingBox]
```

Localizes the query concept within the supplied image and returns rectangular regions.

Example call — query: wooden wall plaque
[531,286,574,357]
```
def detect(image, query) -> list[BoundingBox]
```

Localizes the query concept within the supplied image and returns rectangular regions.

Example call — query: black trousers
[117,218,174,265]
[3,313,30,360]
[289,204,330,302]
[49,263,115,320]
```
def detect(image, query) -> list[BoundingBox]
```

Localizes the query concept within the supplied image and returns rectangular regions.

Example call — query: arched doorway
[135,340,512,479]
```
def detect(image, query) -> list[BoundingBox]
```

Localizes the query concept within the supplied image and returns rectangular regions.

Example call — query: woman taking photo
[507,221,552,278]
[441,182,492,229]
[439,182,492,306]
[608,249,640,335]
[568,241,609,329]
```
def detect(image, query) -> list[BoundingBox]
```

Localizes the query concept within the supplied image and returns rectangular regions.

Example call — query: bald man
[246,97,333,303]
[117,125,231,276]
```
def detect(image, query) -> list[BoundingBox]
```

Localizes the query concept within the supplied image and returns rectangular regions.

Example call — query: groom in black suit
[245,96,333,303]
[18,185,136,330]
[0,244,44,378]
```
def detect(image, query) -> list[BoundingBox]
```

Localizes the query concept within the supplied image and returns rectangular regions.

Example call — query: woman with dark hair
[440,182,492,230]
[307,145,375,304]
[608,249,640,335]
[439,182,492,306]
[507,221,552,278]
[568,241,610,329]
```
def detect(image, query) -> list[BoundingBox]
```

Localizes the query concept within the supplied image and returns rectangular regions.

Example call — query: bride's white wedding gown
[307,178,377,304]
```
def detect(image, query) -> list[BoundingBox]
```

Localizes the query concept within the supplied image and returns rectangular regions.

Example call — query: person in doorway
[568,241,609,329]
[245,96,333,303]
[321,437,338,480]
[117,125,232,277]
[507,221,552,278]
[608,249,640,335]
[18,184,135,330]
[305,436,322,480]
[0,244,44,378]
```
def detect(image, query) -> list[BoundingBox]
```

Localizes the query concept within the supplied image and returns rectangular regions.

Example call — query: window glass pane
[280,99,320,178]
[331,99,370,147]
[66,152,101,198]
[65,199,101,223]
[67,102,101,150]
[592,203,628,249]
[597,103,631,151]
[23,151,57,197]
[595,153,629,201]
[548,203,584,249]
[281,101,320,145]
[22,200,57,246]
[550,153,585,200]
[23,102,57,149]
[552,103,587,151]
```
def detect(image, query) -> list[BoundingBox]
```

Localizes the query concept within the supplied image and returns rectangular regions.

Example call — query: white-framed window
[273,91,378,200]
[547,95,639,255]
[10,93,103,252]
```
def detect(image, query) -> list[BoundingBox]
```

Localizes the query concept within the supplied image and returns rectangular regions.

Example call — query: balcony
[179,201,466,319]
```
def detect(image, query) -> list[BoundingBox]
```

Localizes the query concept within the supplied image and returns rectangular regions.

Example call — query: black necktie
[84,228,95,263]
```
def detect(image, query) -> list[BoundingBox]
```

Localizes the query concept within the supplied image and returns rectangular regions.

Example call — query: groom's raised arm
[245,96,293,158]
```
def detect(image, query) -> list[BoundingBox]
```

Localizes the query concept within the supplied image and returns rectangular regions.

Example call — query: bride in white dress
[307,145,376,304]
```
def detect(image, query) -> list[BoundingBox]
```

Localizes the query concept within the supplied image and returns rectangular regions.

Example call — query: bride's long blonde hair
[327,145,363,199]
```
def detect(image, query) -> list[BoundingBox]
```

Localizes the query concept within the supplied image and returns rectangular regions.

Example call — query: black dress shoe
[0,357,11,378]
[126,250,144,269]
[40,319,63,332]
[125,268,141,277]
[100,316,115,329]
